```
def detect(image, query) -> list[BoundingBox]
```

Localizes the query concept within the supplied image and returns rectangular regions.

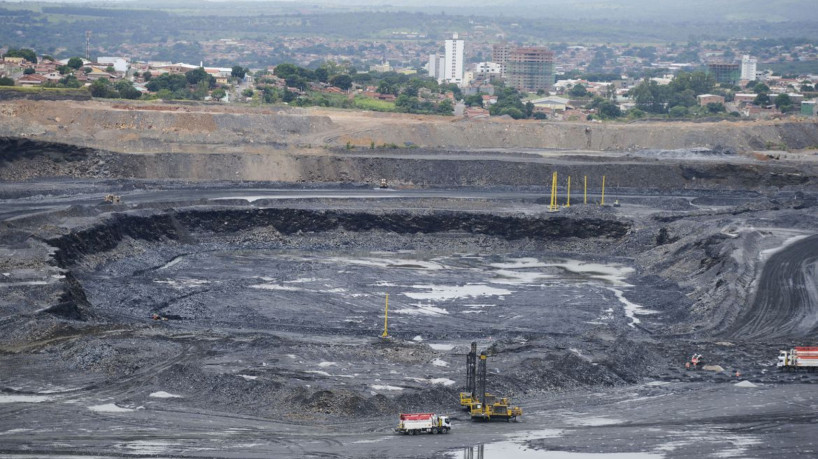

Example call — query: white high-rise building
[444,33,464,85]
[741,55,757,81]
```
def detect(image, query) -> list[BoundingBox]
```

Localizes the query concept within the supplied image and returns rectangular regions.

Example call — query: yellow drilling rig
[459,342,522,422]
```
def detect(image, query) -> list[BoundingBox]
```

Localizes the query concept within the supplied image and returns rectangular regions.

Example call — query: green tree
[376,80,397,95]
[630,79,669,114]
[525,101,535,118]
[23,68,35,75]
[3,48,37,63]
[191,80,210,100]
[753,82,770,94]
[669,71,714,95]
[444,83,462,100]
[231,65,247,79]
[774,93,793,112]
[627,108,645,119]
[590,97,621,119]
[273,63,300,80]
[754,93,770,106]
[59,75,82,89]
[464,94,484,107]
[146,73,188,92]
[568,84,588,98]
[186,67,214,87]
[156,88,173,100]
[143,70,152,81]
[437,99,453,115]
[330,74,352,90]
[706,102,726,113]
[0,77,14,86]
[90,79,115,98]
[352,73,373,84]
[67,57,84,70]
[668,105,688,117]
[314,67,329,83]
[241,88,254,98]
[115,80,141,99]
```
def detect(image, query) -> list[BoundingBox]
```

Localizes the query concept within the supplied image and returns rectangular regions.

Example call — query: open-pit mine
[1,99,818,458]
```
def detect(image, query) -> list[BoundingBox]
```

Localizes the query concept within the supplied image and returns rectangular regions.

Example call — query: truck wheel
[432,428,438,434]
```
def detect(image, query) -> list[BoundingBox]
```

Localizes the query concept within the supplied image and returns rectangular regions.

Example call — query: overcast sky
[5,0,818,22]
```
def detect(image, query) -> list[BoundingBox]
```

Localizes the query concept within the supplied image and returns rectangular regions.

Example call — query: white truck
[395,413,451,435]
[777,347,818,370]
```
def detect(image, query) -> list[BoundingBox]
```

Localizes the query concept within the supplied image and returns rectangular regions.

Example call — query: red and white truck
[395,413,452,435]
[777,347,818,370]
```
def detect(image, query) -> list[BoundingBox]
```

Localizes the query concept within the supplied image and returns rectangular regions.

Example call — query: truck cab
[438,415,452,429]
[777,350,791,368]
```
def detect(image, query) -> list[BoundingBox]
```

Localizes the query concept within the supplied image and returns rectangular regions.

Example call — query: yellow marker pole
[382,294,389,338]
[549,172,556,211]
[601,175,606,206]
[584,176,587,205]
[566,176,571,207]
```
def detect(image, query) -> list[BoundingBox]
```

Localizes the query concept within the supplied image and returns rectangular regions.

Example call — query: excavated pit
[2,149,818,457]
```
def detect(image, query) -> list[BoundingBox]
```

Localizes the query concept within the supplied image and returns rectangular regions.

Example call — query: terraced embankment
[2,99,818,156]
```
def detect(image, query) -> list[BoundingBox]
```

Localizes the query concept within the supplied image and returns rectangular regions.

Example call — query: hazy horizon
[2,0,818,22]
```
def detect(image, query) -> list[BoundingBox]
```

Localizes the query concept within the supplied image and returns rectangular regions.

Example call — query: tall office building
[428,54,439,80]
[507,47,555,93]
[444,33,465,85]
[428,53,445,83]
[492,42,513,78]
[707,62,741,86]
[741,55,757,81]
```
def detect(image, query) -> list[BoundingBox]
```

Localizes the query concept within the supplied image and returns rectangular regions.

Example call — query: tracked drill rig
[459,343,522,421]
[459,342,479,410]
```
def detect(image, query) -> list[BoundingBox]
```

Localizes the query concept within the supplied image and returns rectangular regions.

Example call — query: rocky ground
[0,172,817,457]
[1,103,818,457]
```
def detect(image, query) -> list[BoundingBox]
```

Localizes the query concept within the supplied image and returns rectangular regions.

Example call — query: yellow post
[584,176,587,205]
[549,171,557,211]
[601,175,606,206]
[566,176,571,207]
[381,294,389,338]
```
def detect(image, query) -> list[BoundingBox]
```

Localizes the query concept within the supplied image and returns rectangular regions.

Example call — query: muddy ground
[1,139,818,457]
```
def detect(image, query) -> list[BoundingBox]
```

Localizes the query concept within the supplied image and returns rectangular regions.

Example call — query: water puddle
[607,288,658,327]
[88,403,135,413]
[403,284,512,301]
[450,443,660,459]
[0,394,53,403]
